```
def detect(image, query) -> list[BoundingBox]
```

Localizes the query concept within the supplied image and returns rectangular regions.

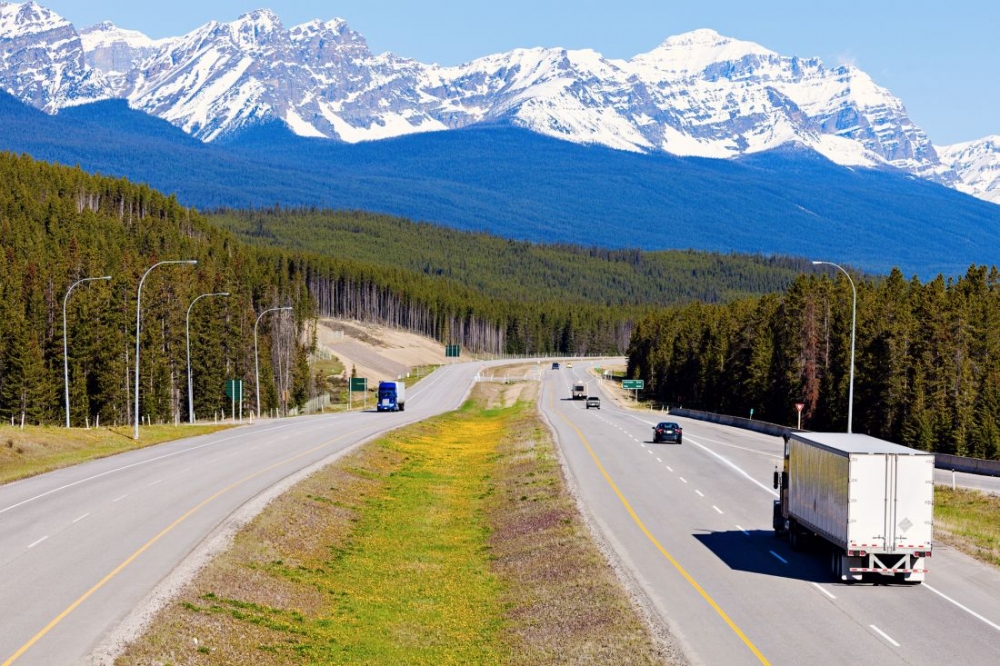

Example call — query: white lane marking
[713,505,723,514]
[736,525,750,536]
[148,479,163,487]
[870,625,900,647]
[28,536,49,549]
[812,583,837,600]
[695,490,705,497]
[112,494,128,503]
[656,457,662,463]
[686,435,782,460]
[72,513,90,523]
[685,435,779,497]
[648,450,654,455]
[679,477,688,484]
[666,466,674,472]
[0,423,291,516]
[770,551,788,564]
[924,584,1000,633]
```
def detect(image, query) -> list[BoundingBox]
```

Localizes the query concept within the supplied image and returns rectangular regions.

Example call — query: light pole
[134,260,197,440]
[63,275,111,428]
[186,292,229,424]
[812,260,856,434]
[255,306,293,418]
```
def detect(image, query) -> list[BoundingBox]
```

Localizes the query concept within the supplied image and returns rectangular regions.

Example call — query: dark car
[552,362,560,369]
[652,422,682,444]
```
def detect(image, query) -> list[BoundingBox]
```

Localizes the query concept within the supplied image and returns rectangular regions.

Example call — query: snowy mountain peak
[638,28,777,76]
[0,1,70,36]
[938,136,1000,204]
[1,3,998,204]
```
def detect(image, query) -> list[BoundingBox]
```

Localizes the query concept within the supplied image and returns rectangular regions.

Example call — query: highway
[0,362,484,666]
[542,362,1000,665]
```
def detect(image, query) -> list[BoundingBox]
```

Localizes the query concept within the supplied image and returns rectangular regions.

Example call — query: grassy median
[934,487,1000,567]
[116,382,667,665]
[0,423,234,485]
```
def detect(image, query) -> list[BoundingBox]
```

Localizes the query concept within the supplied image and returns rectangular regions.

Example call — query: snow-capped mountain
[0,1,995,202]
[938,137,1000,205]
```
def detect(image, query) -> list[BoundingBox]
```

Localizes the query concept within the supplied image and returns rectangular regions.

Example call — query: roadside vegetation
[934,487,1000,567]
[116,382,670,665]
[0,423,233,485]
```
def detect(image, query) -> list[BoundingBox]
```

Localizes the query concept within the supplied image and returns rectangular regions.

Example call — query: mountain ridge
[1,1,997,202]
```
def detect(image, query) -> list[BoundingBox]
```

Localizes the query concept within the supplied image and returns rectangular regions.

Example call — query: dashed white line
[28,536,48,549]
[870,625,900,647]
[924,584,1000,632]
[695,490,705,497]
[736,525,750,536]
[812,582,837,600]
[148,479,163,487]
[666,466,674,472]
[72,513,90,524]
[112,494,128,503]
[769,551,788,564]
[679,477,688,484]
[656,458,662,463]
[713,505,724,514]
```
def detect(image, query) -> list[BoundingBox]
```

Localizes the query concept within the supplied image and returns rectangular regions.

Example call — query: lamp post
[63,275,111,428]
[812,260,856,434]
[255,306,293,418]
[134,260,197,440]
[186,292,229,424]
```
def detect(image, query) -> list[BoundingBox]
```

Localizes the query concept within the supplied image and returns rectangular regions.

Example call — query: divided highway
[542,362,1000,665]
[0,362,485,665]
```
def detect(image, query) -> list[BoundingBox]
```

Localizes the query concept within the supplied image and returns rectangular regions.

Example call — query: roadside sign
[622,379,644,390]
[350,377,367,392]
[224,379,242,399]
[795,403,805,412]
[445,344,461,357]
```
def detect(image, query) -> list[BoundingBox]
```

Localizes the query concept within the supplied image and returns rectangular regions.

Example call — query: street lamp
[186,292,229,424]
[255,306,293,418]
[134,260,197,440]
[812,260,856,434]
[63,275,111,428]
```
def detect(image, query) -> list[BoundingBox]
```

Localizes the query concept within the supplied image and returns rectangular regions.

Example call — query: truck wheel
[789,522,802,551]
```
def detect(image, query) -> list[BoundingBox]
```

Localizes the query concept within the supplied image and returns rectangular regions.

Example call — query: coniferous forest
[628,267,1000,459]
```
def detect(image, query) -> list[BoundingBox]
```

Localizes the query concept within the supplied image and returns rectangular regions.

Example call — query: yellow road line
[552,391,770,665]
[3,430,362,666]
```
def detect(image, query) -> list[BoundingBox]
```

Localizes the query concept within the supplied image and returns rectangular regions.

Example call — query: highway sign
[622,379,644,390]
[350,377,367,392]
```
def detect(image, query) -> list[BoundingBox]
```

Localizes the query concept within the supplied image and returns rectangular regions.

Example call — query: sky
[31,0,1000,145]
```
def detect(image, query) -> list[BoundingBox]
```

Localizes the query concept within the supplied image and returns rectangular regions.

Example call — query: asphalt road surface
[543,362,1000,665]
[0,361,490,666]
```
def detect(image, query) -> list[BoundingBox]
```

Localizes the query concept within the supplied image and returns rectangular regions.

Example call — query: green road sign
[445,344,461,357]
[622,379,645,390]
[350,377,367,392]
[224,379,243,399]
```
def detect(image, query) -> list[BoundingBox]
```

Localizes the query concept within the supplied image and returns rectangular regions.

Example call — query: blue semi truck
[377,381,406,412]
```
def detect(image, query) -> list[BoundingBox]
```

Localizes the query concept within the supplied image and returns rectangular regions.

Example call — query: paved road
[543,362,1000,665]
[0,361,491,666]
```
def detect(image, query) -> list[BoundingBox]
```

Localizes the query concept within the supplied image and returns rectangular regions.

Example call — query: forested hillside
[210,207,810,306]
[628,267,1000,459]
[0,152,664,426]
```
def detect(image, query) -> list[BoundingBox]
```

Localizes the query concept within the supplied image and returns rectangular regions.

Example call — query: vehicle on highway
[567,362,573,368]
[773,432,934,583]
[572,383,586,399]
[552,362,560,370]
[585,396,601,409]
[652,422,682,443]
[376,380,406,411]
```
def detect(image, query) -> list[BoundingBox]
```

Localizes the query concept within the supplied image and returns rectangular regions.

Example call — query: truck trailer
[377,381,406,412]
[773,432,934,583]
[572,383,586,400]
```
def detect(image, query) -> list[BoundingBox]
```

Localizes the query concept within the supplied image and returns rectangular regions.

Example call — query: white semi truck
[773,432,934,583]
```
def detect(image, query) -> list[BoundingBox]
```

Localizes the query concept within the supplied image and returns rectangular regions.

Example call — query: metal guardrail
[670,408,1000,478]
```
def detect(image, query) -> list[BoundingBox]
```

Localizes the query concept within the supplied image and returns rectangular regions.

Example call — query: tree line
[628,266,1000,459]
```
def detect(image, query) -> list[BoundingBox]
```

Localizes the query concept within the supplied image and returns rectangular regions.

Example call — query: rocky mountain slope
[0,1,997,202]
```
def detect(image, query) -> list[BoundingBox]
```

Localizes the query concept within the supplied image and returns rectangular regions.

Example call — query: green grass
[935,487,1000,567]
[118,384,666,665]
[0,423,235,485]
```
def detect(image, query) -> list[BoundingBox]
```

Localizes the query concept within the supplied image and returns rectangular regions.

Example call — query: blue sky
[37,0,999,144]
